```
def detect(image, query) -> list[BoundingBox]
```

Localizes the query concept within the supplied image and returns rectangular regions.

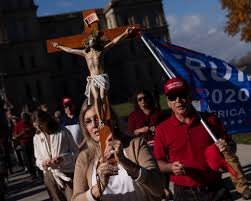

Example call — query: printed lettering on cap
[167,81,184,90]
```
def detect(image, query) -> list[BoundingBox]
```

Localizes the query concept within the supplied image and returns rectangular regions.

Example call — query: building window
[130,40,135,53]
[82,61,89,75]
[72,55,78,68]
[116,15,122,27]
[36,80,42,99]
[8,21,18,40]
[134,64,140,81]
[23,23,29,36]
[0,25,4,42]
[107,18,112,29]
[1,25,8,41]
[10,0,18,9]
[22,0,34,8]
[18,0,24,8]
[162,35,167,42]
[99,18,107,30]
[25,83,31,98]
[159,14,164,26]
[17,22,25,40]
[124,16,129,26]
[19,56,25,69]
[74,79,81,95]
[148,62,153,79]
[155,14,160,26]
[128,16,135,25]
[57,55,63,71]
[30,56,36,68]
[143,16,150,28]
[62,81,69,97]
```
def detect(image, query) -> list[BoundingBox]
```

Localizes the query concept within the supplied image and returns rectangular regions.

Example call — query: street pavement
[4,144,251,201]
[227,144,251,201]
[5,167,50,201]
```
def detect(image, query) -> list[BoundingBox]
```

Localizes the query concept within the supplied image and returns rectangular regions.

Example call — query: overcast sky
[34,0,250,62]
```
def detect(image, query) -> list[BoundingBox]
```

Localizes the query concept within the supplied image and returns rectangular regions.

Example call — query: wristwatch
[149,126,155,134]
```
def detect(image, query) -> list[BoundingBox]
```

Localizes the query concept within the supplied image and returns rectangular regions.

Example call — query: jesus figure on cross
[52,26,134,126]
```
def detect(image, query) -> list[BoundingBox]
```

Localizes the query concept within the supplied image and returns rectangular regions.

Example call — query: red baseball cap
[62,97,73,107]
[164,77,189,95]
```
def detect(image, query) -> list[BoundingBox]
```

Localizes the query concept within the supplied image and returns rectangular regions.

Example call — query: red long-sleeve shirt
[13,120,35,145]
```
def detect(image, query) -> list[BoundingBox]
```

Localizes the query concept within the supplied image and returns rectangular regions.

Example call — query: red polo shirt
[154,112,228,187]
[127,108,164,134]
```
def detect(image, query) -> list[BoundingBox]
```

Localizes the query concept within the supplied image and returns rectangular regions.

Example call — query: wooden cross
[46,9,140,156]
[47,9,140,53]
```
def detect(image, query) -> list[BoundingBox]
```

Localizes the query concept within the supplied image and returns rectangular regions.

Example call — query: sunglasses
[84,115,99,126]
[137,96,148,102]
[167,92,188,101]
[63,104,72,109]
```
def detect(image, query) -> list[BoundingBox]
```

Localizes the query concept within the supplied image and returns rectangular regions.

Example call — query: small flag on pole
[84,13,99,27]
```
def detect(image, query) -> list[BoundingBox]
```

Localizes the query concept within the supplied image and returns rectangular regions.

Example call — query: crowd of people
[0,77,251,201]
[0,97,83,200]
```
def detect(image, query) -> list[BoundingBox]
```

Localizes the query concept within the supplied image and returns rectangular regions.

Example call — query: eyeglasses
[137,96,148,102]
[84,115,99,126]
[63,104,72,109]
[167,92,188,101]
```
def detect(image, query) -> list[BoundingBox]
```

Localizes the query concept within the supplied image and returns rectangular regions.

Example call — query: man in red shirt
[154,77,233,201]
[13,112,36,178]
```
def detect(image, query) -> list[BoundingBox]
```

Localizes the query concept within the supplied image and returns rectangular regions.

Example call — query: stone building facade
[0,0,170,111]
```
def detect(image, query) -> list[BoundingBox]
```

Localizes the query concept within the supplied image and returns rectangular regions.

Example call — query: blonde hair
[79,100,123,163]
[79,100,100,162]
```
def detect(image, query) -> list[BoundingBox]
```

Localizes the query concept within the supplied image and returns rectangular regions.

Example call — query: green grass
[112,101,133,117]
[111,95,169,117]
[112,95,251,145]
[159,95,169,110]
[232,133,251,144]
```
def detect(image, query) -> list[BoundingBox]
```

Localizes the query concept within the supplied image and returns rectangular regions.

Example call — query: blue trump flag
[142,34,251,134]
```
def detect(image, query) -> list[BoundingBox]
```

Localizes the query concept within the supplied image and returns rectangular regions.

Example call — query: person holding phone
[71,100,164,201]
[32,110,78,201]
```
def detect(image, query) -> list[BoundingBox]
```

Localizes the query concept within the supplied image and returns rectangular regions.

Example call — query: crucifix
[46,9,140,155]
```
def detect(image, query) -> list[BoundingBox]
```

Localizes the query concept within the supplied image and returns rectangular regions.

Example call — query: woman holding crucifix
[71,100,164,201]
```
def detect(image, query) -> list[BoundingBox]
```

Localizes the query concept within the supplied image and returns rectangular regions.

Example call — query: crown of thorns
[82,29,110,47]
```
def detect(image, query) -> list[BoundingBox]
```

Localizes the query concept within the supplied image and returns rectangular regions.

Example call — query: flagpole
[141,34,218,142]
[141,35,175,79]
[200,116,217,142]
